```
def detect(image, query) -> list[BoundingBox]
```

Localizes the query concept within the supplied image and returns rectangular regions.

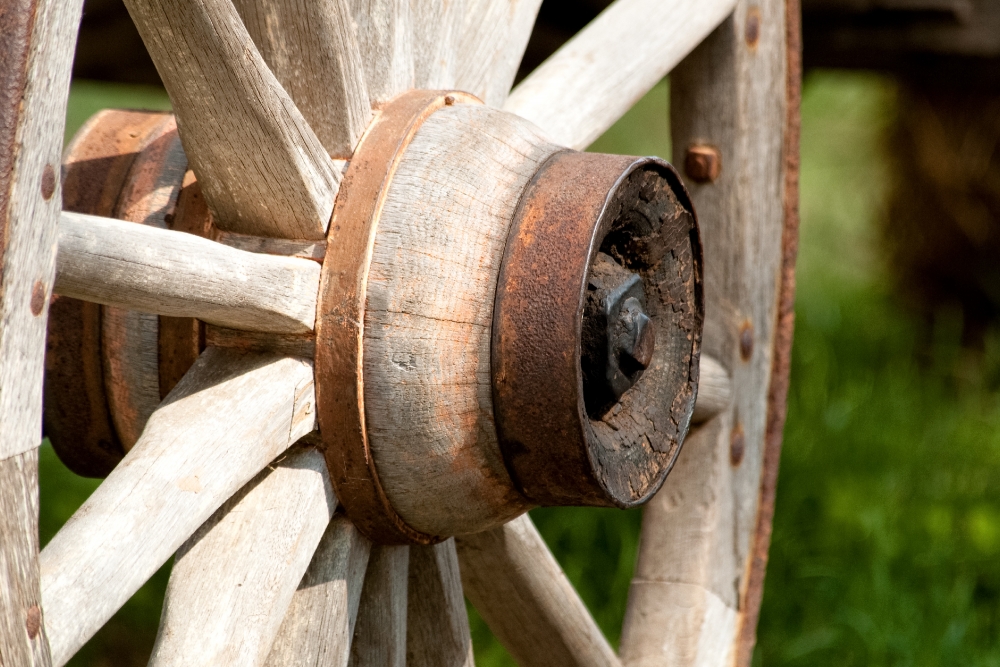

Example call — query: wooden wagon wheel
[0,0,800,665]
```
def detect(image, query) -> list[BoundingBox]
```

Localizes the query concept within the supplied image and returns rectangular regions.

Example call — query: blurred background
[48,0,1000,664]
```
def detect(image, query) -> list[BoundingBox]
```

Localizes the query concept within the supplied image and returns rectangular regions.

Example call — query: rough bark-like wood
[55,211,321,334]
[347,0,414,104]
[40,348,316,666]
[150,447,335,667]
[619,1,795,663]
[692,354,733,424]
[347,546,408,667]
[455,514,620,667]
[363,104,561,536]
[265,514,372,667]
[455,0,543,106]
[0,0,84,663]
[122,0,340,239]
[233,0,371,158]
[504,0,738,149]
[406,540,474,667]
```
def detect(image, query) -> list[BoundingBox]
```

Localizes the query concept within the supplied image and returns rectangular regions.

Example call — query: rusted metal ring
[315,90,482,546]
[491,151,704,508]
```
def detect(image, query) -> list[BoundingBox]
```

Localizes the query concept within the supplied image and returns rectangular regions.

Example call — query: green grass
[49,73,1000,665]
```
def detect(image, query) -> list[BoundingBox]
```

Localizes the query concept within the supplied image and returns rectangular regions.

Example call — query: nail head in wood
[730,423,746,466]
[25,605,41,639]
[30,281,45,316]
[739,320,754,361]
[41,164,56,200]
[684,144,722,184]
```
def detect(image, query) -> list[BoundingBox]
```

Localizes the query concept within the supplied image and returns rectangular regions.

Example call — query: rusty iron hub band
[47,110,208,478]
[314,89,481,546]
[491,151,704,508]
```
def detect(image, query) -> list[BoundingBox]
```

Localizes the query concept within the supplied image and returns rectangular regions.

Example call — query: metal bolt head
[581,253,655,416]
[684,145,722,184]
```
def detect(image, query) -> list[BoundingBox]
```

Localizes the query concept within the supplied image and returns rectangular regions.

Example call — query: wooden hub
[46,97,704,544]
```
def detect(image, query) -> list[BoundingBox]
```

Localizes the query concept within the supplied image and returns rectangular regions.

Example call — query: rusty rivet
[745,7,762,48]
[30,281,46,316]
[40,164,56,200]
[684,145,722,184]
[739,321,754,361]
[25,605,41,639]
[730,424,745,466]
[444,95,456,106]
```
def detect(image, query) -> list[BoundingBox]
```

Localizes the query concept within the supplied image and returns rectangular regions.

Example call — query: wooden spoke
[0,0,84,664]
[150,446,335,667]
[455,0,543,106]
[348,545,408,667]
[693,354,733,424]
[55,211,321,334]
[410,0,464,88]
[406,540,474,667]
[265,514,372,667]
[620,0,799,663]
[347,0,414,104]
[504,0,738,149]
[39,348,315,666]
[232,0,371,159]
[455,515,620,667]
[122,0,340,239]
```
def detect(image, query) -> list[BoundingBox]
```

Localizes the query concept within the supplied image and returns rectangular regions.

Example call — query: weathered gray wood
[410,0,464,88]
[504,0,738,149]
[407,540,474,667]
[122,0,340,239]
[233,0,371,158]
[265,515,372,667]
[692,354,733,424]
[0,0,84,664]
[619,1,797,664]
[0,452,49,667]
[40,348,316,666]
[455,0,543,106]
[150,447,335,667]
[347,545,408,667]
[364,104,561,536]
[455,515,620,667]
[55,211,321,334]
[347,0,414,104]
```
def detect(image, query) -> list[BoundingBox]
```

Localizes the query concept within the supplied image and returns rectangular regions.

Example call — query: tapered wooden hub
[45,97,705,545]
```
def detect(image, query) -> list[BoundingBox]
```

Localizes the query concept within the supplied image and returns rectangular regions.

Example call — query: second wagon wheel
[0,0,800,666]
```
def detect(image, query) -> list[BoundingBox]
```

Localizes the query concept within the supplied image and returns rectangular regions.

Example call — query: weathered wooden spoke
[0,0,799,665]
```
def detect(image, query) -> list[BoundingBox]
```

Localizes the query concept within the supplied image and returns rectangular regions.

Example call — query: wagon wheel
[0,0,800,665]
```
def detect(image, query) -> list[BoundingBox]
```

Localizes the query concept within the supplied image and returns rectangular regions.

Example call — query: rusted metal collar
[491,151,704,508]
[314,90,481,546]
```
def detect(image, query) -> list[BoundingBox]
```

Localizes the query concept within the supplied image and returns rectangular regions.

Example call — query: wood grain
[406,540,474,667]
[233,0,371,158]
[55,211,321,334]
[364,104,560,536]
[455,514,620,667]
[150,447,335,667]
[39,348,316,666]
[347,545,408,667]
[455,0,543,106]
[410,0,464,88]
[122,0,340,239]
[619,1,795,663]
[0,0,84,663]
[347,0,414,104]
[504,0,738,149]
[265,514,372,667]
